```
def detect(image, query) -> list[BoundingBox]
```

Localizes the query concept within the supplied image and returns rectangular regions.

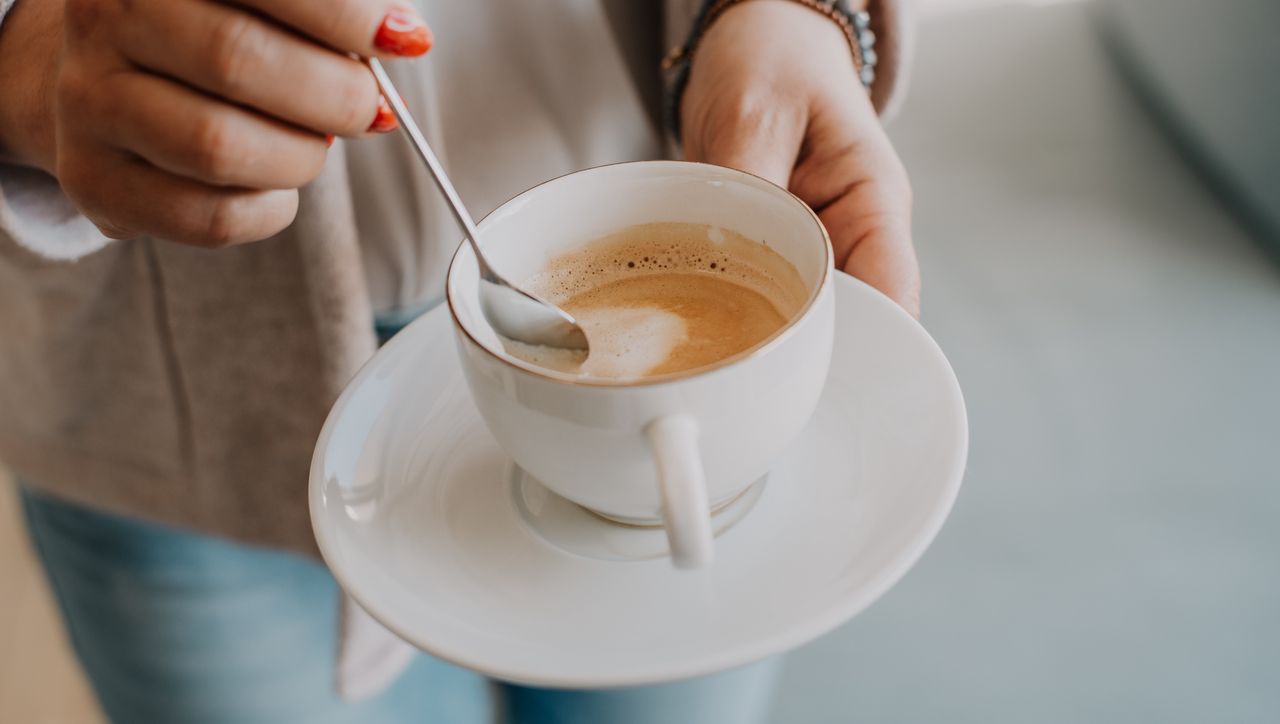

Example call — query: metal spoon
[365,59,590,353]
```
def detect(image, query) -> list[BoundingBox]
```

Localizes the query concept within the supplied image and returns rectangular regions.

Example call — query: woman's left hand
[681,0,919,316]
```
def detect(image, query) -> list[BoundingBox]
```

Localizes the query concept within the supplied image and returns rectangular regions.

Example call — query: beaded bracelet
[664,0,877,139]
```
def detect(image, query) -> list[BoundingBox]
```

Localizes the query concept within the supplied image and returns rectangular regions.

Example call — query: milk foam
[574,307,687,378]
[500,307,685,378]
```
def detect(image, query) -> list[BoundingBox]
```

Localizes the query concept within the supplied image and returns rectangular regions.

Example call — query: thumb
[684,106,805,188]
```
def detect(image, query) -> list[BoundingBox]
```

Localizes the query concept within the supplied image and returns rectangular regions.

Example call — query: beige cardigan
[0,0,910,557]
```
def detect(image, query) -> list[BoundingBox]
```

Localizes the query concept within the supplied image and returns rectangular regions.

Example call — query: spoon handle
[365,58,498,282]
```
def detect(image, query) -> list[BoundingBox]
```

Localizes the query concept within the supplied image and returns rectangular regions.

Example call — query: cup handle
[645,414,714,569]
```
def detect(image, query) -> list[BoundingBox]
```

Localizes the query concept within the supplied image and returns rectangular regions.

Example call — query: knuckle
[64,0,118,38]
[716,88,773,135]
[701,86,802,155]
[206,14,265,95]
[187,114,242,184]
[202,198,245,248]
[728,87,773,121]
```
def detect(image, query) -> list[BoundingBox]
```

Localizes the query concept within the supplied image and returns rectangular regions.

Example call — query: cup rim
[445,160,834,388]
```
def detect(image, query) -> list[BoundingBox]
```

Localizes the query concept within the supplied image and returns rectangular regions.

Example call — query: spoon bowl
[479,278,590,351]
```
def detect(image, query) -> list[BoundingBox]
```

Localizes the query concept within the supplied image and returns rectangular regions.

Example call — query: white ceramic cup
[446,161,834,569]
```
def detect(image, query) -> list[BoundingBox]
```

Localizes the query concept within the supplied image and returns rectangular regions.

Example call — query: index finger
[233,0,432,59]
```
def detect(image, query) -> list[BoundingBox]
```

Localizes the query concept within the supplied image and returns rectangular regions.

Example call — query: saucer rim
[309,273,968,688]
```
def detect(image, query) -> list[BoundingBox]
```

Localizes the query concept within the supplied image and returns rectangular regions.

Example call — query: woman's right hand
[0,0,432,247]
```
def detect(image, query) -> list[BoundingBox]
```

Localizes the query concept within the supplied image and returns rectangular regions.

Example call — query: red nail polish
[374,7,433,57]
[368,96,398,133]
[324,134,335,147]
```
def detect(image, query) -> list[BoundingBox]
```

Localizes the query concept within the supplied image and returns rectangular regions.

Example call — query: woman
[0,0,917,721]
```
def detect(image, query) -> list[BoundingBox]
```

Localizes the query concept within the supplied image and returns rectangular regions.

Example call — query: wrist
[703,0,860,95]
[0,0,62,172]
[668,0,873,139]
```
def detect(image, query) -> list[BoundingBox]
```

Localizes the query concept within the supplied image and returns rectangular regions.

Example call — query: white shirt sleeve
[0,0,113,260]
[0,166,114,260]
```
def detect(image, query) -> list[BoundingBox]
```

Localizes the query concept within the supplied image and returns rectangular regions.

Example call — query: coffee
[508,222,809,380]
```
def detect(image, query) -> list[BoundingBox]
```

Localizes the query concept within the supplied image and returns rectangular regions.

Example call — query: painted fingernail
[368,96,398,133]
[374,6,433,57]
[324,134,335,147]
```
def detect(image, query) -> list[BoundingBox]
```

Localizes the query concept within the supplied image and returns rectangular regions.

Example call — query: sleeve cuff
[0,165,113,261]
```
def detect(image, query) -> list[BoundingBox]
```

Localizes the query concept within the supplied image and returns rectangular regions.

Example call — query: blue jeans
[20,488,779,724]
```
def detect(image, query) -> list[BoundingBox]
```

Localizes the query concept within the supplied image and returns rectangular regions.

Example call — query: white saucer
[310,274,967,688]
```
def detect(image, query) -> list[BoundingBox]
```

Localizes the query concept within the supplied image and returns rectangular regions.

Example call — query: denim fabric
[21,490,780,723]
[20,489,493,723]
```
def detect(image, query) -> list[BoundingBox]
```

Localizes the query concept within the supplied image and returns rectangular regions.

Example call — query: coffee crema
[507,222,808,380]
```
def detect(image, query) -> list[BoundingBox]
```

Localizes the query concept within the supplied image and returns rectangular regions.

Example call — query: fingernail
[324,134,335,147]
[368,96,398,133]
[374,6,433,57]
